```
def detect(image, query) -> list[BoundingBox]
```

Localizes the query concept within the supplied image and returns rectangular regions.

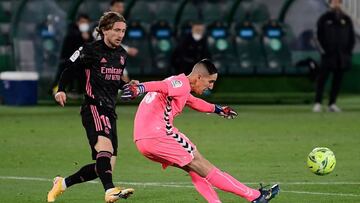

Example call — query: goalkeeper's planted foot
[47,176,66,202]
[251,184,280,203]
[105,187,135,203]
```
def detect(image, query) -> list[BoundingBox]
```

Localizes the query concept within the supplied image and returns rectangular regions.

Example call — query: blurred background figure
[110,0,138,82]
[313,0,355,112]
[171,21,211,75]
[36,14,64,77]
[50,13,93,95]
[3,0,360,104]
[109,0,138,58]
[110,0,125,14]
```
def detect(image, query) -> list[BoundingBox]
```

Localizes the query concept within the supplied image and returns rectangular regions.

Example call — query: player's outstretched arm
[54,91,67,107]
[121,81,169,101]
[186,94,215,113]
[186,95,237,119]
[214,105,238,119]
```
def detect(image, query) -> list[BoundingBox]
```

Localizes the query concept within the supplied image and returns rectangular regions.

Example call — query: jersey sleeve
[186,94,215,113]
[347,15,356,52]
[142,76,190,97]
[316,14,326,53]
[142,81,169,94]
[163,76,190,97]
[58,45,91,92]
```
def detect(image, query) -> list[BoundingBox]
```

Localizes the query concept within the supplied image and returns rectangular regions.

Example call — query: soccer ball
[307,147,336,175]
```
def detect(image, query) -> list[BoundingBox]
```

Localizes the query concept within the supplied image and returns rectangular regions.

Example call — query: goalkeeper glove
[121,83,145,101]
[214,105,238,119]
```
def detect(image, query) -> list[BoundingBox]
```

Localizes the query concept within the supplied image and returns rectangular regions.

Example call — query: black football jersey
[58,40,127,117]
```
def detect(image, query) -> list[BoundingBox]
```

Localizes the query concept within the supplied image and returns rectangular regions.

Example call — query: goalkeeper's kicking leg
[177,165,221,203]
[182,151,279,203]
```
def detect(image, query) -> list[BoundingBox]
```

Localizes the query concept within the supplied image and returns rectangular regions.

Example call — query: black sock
[96,151,114,191]
[64,163,97,188]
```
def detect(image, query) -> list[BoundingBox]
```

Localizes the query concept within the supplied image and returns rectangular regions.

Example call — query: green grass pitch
[0,97,360,202]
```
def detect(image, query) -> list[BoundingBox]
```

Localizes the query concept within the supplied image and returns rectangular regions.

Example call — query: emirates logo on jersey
[120,56,125,65]
[101,67,123,81]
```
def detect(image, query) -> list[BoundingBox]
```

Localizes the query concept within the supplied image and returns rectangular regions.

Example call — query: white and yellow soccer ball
[307,147,336,175]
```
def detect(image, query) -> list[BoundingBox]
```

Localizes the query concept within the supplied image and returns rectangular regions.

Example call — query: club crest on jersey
[104,127,110,135]
[120,56,125,65]
[171,80,183,88]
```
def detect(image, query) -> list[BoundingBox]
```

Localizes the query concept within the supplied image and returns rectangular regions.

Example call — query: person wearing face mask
[50,14,94,95]
[171,21,211,75]
[109,0,137,83]
[312,0,355,112]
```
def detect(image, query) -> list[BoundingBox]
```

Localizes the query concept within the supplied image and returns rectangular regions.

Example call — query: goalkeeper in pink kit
[122,59,279,203]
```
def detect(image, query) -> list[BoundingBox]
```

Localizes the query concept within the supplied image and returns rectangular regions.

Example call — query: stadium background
[0,1,360,203]
[0,0,359,104]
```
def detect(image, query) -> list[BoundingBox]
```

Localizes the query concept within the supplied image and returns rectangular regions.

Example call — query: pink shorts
[135,132,196,169]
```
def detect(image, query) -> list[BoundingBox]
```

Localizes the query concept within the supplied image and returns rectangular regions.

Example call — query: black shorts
[81,104,118,160]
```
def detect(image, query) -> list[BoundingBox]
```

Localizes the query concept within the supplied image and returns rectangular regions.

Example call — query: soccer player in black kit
[47,12,135,203]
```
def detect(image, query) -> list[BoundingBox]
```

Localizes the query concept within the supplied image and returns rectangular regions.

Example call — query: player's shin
[96,151,115,190]
[65,163,97,188]
[205,168,260,202]
[190,171,221,203]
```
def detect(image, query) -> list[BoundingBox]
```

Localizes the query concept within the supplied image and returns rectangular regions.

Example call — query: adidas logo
[100,57,107,63]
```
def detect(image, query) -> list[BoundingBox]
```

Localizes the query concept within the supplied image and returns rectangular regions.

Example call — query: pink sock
[206,168,260,202]
[189,171,221,203]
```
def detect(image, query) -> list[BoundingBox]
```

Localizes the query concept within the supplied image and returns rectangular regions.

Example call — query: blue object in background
[266,29,282,38]
[0,72,39,105]
[156,29,171,38]
[211,29,226,38]
[239,29,255,39]
[128,29,144,39]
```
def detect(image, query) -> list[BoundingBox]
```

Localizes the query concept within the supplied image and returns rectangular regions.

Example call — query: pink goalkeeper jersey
[134,74,215,141]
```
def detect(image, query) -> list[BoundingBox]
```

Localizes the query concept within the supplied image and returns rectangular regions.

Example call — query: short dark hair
[96,11,126,38]
[76,13,90,22]
[328,0,342,3]
[110,0,124,6]
[192,20,204,26]
[198,59,217,75]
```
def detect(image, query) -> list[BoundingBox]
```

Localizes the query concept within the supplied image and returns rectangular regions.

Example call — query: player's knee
[95,136,114,153]
[193,151,208,164]
[188,162,208,177]
[95,145,114,154]
[187,154,213,177]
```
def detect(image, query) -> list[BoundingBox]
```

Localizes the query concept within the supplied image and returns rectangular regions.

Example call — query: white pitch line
[2,176,360,186]
[282,190,360,197]
[0,176,191,186]
[1,176,360,197]
[276,181,360,185]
